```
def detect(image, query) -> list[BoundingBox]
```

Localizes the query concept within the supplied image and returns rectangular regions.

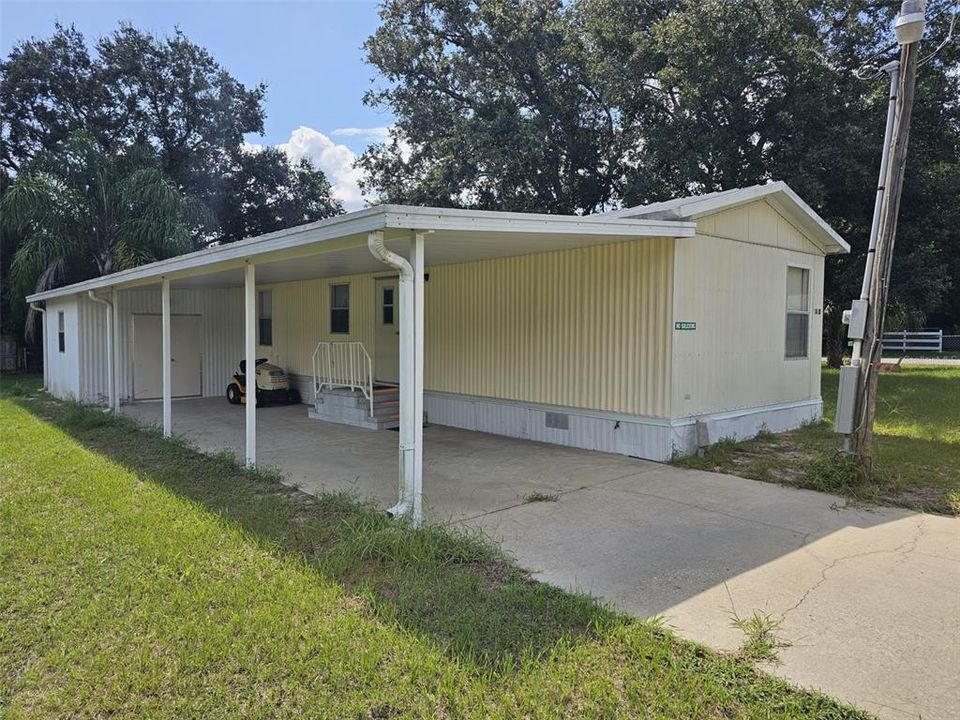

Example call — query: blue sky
[0,0,393,208]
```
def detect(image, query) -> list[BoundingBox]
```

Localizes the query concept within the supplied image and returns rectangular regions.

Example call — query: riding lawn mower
[226,358,302,406]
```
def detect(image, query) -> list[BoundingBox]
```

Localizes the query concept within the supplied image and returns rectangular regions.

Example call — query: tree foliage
[0,23,345,339]
[361,0,960,327]
[1,133,212,337]
[360,0,617,213]
[0,23,342,245]
[214,148,343,244]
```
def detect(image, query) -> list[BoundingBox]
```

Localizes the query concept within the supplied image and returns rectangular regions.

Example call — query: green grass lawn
[0,380,869,718]
[675,366,960,515]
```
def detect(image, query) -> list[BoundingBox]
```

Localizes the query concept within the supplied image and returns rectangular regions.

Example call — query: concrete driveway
[125,398,960,720]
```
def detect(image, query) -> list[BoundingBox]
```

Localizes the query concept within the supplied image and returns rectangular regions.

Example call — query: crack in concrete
[783,519,926,618]
[450,468,651,525]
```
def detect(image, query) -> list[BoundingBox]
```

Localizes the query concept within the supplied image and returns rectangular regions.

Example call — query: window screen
[57,311,65,353]
[382,286,394,325]
[785,267,810,358]
[331,283,350,334]
[258,290,272,346]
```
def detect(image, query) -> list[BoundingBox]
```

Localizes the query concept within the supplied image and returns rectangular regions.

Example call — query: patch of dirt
[767,465,806,483]
[883,487,958,516]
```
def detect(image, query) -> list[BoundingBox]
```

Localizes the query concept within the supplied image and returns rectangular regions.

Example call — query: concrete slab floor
[124,398,960,720]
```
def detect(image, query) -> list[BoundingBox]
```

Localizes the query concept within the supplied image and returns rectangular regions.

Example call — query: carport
[27,204,688,527]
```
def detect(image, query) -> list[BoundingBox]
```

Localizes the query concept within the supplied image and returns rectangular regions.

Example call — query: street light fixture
[895,0,927,45]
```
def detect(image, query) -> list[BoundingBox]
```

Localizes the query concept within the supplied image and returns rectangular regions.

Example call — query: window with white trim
[785,266,810,359]
[57,311,65,353]
[330,283,350,334]
[258,290,272,346]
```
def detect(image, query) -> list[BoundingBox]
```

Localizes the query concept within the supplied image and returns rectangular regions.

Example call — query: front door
[133,314,203,399]
[374,279,399,384]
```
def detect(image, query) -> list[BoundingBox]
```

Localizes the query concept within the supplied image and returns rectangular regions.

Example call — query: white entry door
[374,279,399,384]
[133,314,203,399]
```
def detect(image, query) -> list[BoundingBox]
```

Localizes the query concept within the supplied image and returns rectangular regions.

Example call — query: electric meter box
[834,366,859,434]
[845,300,869,340]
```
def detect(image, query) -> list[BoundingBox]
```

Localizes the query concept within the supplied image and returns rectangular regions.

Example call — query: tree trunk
[824,304,845,368]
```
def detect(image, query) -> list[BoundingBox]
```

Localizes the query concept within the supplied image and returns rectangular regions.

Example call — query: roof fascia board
[681,188,849,254]
[765,187,850,254]
[673,184,777,219]
[382,205,695,236]
[27,206,694,302]
[600,183,849,254]
[27,212,387,302]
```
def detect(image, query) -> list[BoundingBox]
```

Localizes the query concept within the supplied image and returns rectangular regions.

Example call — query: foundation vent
[545,412,570,430]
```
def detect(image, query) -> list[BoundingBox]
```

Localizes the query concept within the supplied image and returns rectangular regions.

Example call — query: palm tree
[2,132,214,337]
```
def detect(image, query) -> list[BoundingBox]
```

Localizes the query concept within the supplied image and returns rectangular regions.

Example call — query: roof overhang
[27,204,695,302]
[599,182,850,255]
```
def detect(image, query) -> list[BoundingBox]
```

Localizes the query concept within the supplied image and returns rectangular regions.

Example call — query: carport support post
[411,231,425,527]
[161,277,172,437]
[244,262,257,467]
[111,289,120,412]
[367,230,423,528]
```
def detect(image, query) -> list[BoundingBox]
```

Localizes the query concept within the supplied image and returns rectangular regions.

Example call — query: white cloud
[249,125,408,211]
[277,126,366,210]
[331,126,391,144]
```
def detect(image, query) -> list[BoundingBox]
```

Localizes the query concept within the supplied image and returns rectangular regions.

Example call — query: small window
[330,283,350,334]
[57,311,65,353]
[258,290,272,346]
[382,286,394,325]
[785,266,810,359]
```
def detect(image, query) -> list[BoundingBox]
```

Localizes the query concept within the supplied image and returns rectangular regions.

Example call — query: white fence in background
[312,341,374,416]
[881,329,942,353]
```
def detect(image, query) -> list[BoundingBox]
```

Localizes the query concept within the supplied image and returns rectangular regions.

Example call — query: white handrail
[312,341,374,416]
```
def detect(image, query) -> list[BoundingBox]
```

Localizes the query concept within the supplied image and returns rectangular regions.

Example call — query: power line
[918,1,957,66]
[855,1,957,79]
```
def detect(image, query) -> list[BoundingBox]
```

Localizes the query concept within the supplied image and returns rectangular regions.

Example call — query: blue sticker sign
[674,321,697,330]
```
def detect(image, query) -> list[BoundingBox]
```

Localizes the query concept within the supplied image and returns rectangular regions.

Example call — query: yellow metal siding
[698,201,822,254]
[425,239,674,417]
[114,286,244,402]
[257,273,377,377]
[261,238,675,417]
[672,201,826,417]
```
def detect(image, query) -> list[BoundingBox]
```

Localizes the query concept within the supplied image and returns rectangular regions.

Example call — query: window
[785,266,810,358]
[57,311,65,353]
[258,290,272,346]
[330,283,350,334]
[382,286,394,325]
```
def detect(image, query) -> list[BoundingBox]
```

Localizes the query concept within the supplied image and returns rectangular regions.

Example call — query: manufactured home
[28,182,848,525]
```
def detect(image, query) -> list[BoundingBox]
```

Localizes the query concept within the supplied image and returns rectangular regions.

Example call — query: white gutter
[87,290,117,411]
[27,205,694,303]
[367,230,420,527]
[29,302,48,391]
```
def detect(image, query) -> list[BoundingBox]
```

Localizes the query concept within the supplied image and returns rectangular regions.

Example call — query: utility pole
[836,0,926,471]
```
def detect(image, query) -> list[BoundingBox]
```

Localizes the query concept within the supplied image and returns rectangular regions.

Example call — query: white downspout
[29,302,47,391]
[367,230,420,526]
[87,290,116,411]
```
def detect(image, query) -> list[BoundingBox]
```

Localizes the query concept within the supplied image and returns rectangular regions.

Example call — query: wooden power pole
[852,38,921,470]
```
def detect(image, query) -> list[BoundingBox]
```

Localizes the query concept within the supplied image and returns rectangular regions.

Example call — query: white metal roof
[27,203,695,302]
[598,181,850,255]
